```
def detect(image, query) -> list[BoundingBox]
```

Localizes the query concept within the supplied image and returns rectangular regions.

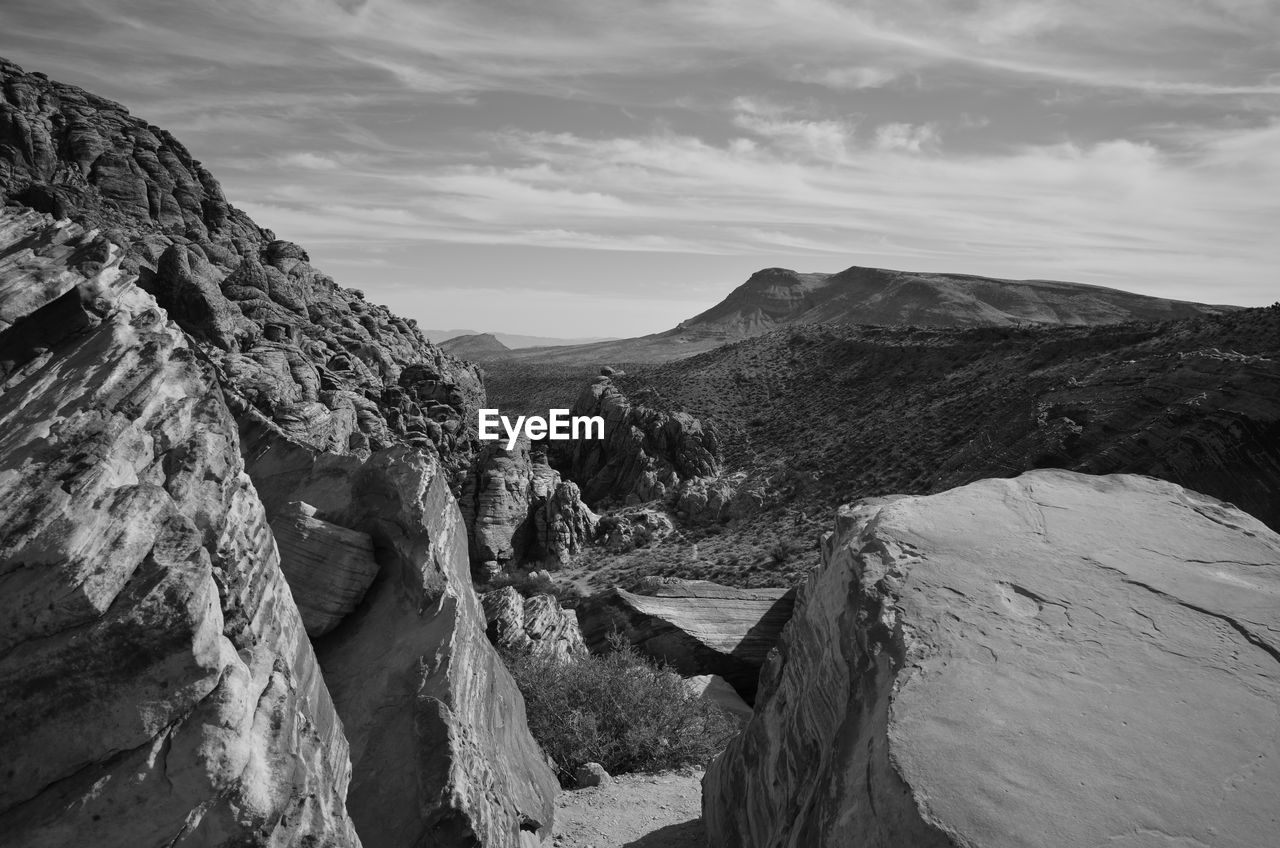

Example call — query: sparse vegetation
[504,637,740,787]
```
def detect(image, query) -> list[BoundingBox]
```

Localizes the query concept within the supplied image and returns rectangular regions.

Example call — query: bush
[505,637,740,786]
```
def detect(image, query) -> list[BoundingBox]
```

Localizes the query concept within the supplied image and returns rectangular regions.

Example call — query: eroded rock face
[579,579,796,702]
[1,56,483,469]
[268,501,379,637]
[460,437,597,574]
[0,212,359,847]
[563,377,719,507]
[239,422,560,848]
[704,471,1280,848]
[482,587,587,662]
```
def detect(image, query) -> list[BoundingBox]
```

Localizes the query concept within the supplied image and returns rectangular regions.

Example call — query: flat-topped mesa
[703,470,1280,848]
[562,376,720,507]
[0,212,359,846]
[0,55,482,470]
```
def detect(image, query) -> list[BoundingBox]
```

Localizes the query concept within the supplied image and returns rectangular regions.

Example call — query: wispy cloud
[0,0,1277,332]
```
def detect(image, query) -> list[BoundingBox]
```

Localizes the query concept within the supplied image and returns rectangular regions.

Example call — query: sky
[1,1,1278,337]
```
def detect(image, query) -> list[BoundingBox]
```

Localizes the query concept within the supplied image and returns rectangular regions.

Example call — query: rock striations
[703,470,1280,848]
[0,211,359,846]
[1,57,559,848]
[482,587,587,662]
[579,579,796,702]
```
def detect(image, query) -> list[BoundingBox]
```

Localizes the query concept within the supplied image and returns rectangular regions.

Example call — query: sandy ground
[551,769,707,848]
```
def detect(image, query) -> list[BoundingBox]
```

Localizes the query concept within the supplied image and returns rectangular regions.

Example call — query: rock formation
[460,436,597,576]
[578,579,796,702]
[268,501,379,637]
[482,587,588,662]
[1,56,560,848]
[0,211,359,846]
[563,377,720,507]
[1,56,483,473]
[440,331,513,360]
[704,470,1280,848]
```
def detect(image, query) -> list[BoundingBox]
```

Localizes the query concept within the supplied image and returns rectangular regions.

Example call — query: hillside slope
[505,264,1237,366]
[537,306,1280,587]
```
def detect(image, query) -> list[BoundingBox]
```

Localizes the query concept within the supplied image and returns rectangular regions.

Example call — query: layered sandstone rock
[0,212,359,846]
[704,471,1280,848]
[460,437,597,574]
[563,377,720,507]
[579,579,796,702]
[482,587,587,662]
[239,422,560,848]
[268,501,379,637]
[1,56,483,469]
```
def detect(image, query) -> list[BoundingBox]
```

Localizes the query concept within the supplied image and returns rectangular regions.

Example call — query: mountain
[423,327,617,348]
[440,331,513,359]
[503,264,1239,365]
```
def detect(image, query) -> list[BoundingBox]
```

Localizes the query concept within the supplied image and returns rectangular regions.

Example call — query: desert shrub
[767,538,801,564]
[505,637,740,786]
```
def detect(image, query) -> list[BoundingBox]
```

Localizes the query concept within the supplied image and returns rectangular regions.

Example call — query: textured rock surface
[1,56,483,469]
[683,675,752,723]
[2,56,560,848]
[579,580,795,702]
[268,501,378,637]
[563,377,720,507]
[461,437,597,573]
[482,587,588,662]
[704,470,1280,848]
[0,211,359,846]
[239,424,559,848]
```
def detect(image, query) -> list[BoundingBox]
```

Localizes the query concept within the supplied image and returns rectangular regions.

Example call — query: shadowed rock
[269,501,379,637]
[704,470,1280,848]
[579,579,796,702]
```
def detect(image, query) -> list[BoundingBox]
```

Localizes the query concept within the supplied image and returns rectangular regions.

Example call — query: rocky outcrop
[0,211,359,846]
[1,56,483,470]
[460,437,597,575]
[704,471,1280,848]
[482,587,587,662]
[1,57,560,848]
[239,422,559,848]
[599,507,675,553]
[563,377,720,507]
[579,579,796,702]
[268,501,379,637]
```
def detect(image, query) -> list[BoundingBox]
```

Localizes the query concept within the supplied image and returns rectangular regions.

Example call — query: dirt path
[551,768,707,848]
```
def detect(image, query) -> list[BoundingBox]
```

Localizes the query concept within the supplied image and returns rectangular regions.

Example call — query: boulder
[268,501,379,637]
[599,507,674,553]
[239,420,560,848]
[578,579,796,702]
[0,212,359,846]
[704,470,1280,848]
[482,586,588,662]
[574,763,611,788]
[683,675,753,723]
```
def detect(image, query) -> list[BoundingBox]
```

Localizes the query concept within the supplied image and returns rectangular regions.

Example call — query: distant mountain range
[422,328,616,348]
[487,265,1238,365]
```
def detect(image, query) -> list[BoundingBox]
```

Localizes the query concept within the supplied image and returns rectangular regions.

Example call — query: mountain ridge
[495,264,1239,365]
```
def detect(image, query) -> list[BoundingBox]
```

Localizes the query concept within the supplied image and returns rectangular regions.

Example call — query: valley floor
[552,769,706,848]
